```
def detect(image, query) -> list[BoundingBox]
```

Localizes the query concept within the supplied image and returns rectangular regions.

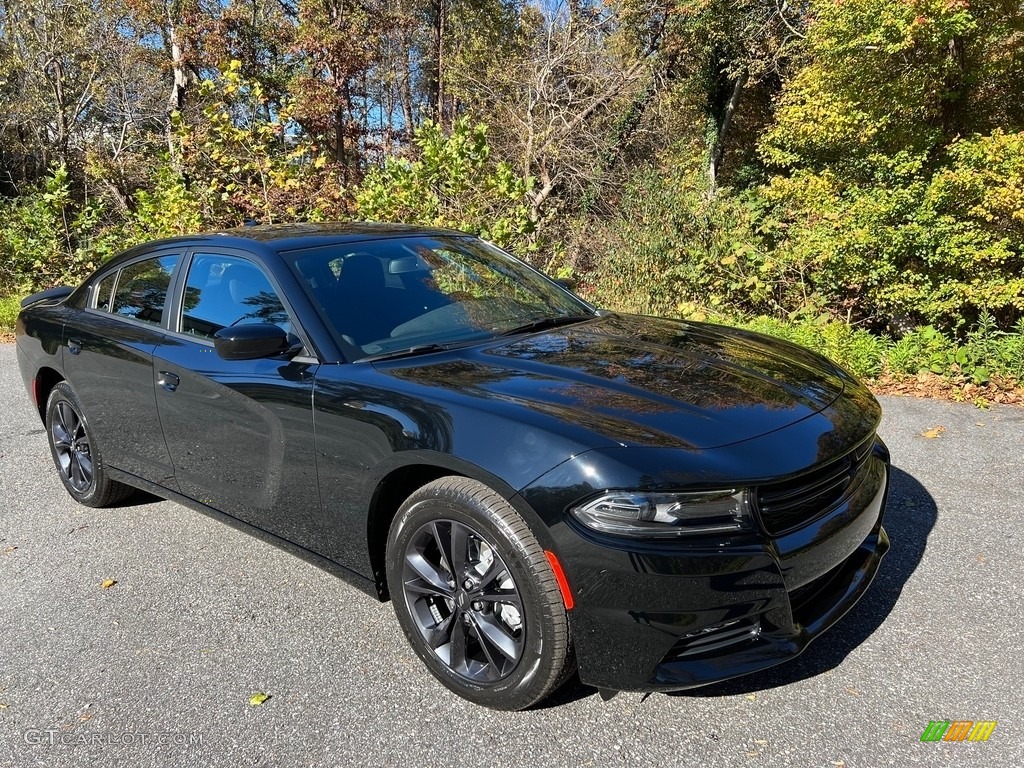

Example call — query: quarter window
[94,273,116,312]
[180,254,291,338]
[111,255,179,325]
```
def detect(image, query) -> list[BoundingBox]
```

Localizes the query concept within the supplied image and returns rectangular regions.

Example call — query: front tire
[45,382,134,507]
[386,476,574,710]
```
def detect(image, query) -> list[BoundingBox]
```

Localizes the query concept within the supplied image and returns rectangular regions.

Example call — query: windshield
[283,235,594,360]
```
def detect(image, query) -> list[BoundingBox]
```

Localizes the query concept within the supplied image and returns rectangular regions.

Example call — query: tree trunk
[166,9,188,159]
[707,68,747,199]
[425,0,446,123]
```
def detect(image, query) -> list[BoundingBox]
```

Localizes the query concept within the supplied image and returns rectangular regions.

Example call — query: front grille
[755,439,874,536]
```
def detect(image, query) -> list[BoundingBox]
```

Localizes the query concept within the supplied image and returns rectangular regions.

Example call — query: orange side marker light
[544,550,575,610]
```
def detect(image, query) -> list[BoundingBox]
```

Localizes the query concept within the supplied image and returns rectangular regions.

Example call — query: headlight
[570,490,751,538]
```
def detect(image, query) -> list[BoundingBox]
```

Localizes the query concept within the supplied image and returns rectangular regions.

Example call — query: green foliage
[732,316,888,380]
[756,0,1024,333]
[759,132,1024,331]
[0,295,22,333]
[128,163,205,241]
[585,165,772,317]
[887,326,955,376]
[178,60,344,226]
[354,117,534,252]
[0,166,122,295]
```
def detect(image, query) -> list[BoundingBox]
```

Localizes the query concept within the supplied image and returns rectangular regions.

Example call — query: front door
[152,250,321,542]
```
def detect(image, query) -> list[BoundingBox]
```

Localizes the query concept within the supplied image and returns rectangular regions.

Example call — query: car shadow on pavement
[542,465,936,707]
[110,489,165,508]
[673,465,935,698]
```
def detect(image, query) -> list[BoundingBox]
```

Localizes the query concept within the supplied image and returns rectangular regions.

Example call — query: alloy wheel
[401,518,525,683]
[50,400,93,493]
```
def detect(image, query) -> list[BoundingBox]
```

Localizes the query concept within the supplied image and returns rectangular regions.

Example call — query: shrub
[0,295,22,333]
[585,167,772,318]
[0,165,122,295]
[354,117,535,253]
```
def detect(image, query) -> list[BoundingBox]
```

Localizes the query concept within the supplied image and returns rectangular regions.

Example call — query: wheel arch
[365,454,550,602]
[34,367,65,423]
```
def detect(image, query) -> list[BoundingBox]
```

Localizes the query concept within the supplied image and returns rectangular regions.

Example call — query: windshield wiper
[358,343,448,363]
[498,314,593,337]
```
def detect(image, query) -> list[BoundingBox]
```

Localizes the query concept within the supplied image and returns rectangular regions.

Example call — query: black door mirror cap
[213,323,290,360]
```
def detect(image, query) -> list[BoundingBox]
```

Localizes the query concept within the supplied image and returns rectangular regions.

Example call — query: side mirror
[213,323,290,360]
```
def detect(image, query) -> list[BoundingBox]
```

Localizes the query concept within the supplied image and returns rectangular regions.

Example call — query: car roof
[129,222,467,255]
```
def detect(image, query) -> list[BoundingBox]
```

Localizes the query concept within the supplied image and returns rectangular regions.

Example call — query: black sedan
[15,223,890,710]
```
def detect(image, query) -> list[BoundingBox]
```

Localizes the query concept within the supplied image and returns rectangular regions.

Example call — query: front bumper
[526,442,890,692]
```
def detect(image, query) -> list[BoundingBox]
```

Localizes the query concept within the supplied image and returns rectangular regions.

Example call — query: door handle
[158,371,180,392]
[67,339,81,355]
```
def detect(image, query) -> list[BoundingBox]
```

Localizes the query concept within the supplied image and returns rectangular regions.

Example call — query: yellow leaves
[921,425,946,439]
[249,692,271,706]
[100,578,117,589]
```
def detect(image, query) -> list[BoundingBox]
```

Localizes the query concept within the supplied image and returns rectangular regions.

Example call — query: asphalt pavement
[1,341,1022,768]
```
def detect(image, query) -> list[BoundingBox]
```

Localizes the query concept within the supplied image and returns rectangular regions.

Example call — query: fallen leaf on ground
[249,692,271,706]
[2,546,17,555]
[921,426,946,439]
[100,579,117,589]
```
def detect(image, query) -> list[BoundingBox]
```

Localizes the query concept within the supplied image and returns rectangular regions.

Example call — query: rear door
[152,248,323,544]
[62,250,181,488]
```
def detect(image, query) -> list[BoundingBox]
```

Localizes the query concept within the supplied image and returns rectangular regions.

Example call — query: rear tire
[45,382,135,507]
[386,476,574,710]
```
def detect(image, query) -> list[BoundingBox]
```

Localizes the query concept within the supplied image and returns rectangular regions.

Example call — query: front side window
[111,255,179,325]
[179,254,291,338]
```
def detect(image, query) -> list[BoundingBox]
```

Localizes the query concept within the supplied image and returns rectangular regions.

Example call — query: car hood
[381,314,850,450]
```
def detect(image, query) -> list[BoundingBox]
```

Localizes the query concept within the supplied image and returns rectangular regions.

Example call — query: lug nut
[471,601,483,611]
[463,579,474,590]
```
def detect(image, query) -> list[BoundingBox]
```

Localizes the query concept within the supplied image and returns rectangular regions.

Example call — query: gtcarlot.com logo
[920,721,997,742]
[24,729,202,747]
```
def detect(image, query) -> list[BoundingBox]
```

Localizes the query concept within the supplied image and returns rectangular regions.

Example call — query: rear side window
[111,255,179,325]
[179,254,290,338]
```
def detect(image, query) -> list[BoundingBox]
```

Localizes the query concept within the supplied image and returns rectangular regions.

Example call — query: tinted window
[95,273,115,312]
[286,236,592,357]
[112,255,178,325]
[180,254,290,338]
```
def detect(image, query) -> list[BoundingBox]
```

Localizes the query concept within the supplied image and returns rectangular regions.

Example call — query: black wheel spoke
[449,615,469,672]
[473,612,522,665]
[55,402,72,436]
[477,586,522,610]
[467,619,502,681]
[76,451,93,484]
[429,522,454,576]
[405,552,454,595]
[69,453,84,489]
[474,556,502,589]
[403,578,450,599]
[426,613,455,650]
[450,523,469,573]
